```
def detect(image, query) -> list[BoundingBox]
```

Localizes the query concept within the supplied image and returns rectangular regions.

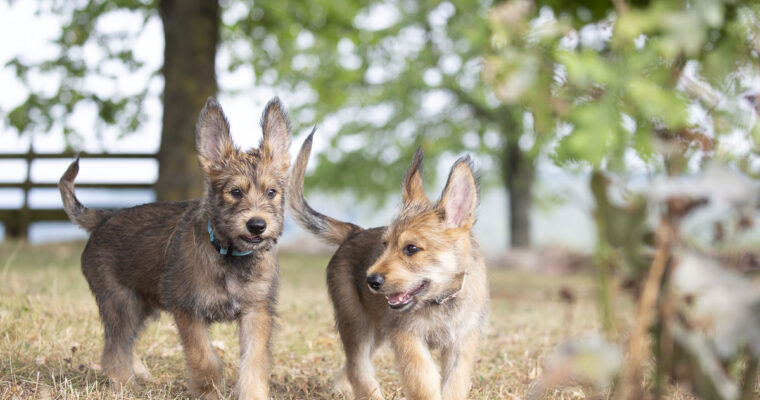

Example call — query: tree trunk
[157,0,219,201]
[502,137,535,248]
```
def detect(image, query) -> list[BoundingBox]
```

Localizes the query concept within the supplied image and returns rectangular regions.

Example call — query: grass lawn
[2,240,611,399]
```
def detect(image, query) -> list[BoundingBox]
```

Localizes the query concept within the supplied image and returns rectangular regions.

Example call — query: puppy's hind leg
[132,310,159,383]
[337,319,384,400]
[96,283,147,390]
[335,329,385,398]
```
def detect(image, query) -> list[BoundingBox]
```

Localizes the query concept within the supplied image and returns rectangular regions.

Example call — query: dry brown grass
[0,240,670,399]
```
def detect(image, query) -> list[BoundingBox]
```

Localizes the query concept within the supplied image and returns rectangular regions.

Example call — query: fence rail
[0,151,156,238]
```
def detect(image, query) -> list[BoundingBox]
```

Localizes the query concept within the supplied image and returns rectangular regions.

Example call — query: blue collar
[207,220,253,256]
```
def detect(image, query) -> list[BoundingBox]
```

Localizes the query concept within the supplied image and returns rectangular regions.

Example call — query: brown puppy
[59,97,291,399]
[288,133,489,400]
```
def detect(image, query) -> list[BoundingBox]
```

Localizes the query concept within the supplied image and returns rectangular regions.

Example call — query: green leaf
[626,77,688,130]
[557,97,621,166]
[558,50,616,89]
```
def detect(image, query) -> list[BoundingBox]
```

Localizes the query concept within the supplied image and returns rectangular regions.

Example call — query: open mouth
[240,235,264,244]
[386,280,429,309]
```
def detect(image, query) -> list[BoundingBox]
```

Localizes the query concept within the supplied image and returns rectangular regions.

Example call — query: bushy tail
[59,158,111,233]
[287,130,362,245]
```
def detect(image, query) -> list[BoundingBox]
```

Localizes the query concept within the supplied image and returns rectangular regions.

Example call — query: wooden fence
[0,151,155,239]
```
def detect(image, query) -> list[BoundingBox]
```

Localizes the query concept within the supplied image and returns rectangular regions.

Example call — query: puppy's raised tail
[59,158,111,233]
[287,130,362,246]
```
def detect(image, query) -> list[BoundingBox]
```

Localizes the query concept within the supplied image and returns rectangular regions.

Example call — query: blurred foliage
[668,251,760,399]
[492,0,760,398]
[228,0,536,200]
[487,0,760,171]
[536,166,760,399]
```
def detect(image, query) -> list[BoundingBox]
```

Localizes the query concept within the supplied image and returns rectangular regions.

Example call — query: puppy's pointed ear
[260,97,291,170]
[402,147,429,205]
[438,155,478,229]
[196,97,235,171]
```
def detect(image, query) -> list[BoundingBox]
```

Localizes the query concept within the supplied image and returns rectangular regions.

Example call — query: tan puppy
[288,133,489,400]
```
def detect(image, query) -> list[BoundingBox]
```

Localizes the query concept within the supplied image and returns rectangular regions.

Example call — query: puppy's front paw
[235,381,269,400]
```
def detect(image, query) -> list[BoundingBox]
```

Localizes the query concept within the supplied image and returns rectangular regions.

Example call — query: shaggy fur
[59,97,291,400]
[288,133,489,400]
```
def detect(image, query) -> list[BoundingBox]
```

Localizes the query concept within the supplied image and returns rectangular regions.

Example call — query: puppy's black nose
[367,274,385,291]
[246,218,267,235]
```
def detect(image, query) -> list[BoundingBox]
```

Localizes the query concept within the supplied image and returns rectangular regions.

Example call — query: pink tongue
[388,292,409,305]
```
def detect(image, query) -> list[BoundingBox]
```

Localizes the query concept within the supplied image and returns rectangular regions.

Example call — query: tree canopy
[227,1,521,195]
[487,0,760,172]
[4,0,760,245]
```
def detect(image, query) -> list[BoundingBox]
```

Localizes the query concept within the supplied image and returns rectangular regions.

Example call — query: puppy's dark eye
[266,188,277,199]
[382,241,388,248]
[230,188,244,199]
[403,244,420,256]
